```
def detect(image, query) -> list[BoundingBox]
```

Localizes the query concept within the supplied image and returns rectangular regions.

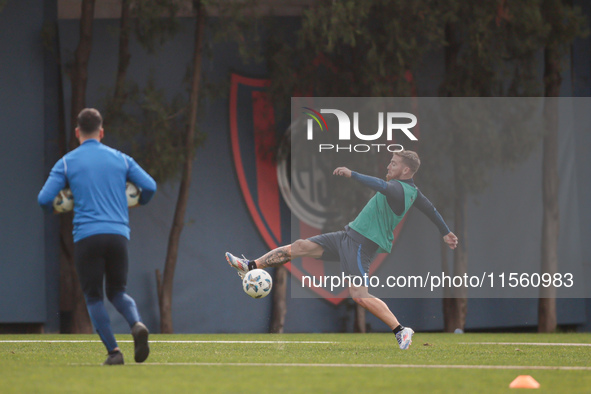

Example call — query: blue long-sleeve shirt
[351,171,450,236]
[38,139,157,242]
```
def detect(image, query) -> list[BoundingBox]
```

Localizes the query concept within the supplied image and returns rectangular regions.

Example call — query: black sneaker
[131,322,150,363]
[103,351,124,365]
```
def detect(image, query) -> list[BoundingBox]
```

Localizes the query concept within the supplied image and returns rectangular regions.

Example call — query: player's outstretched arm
[334,168,393,196]
[414,190,452,236]
[333,167,352,178]
[443,232,458,250]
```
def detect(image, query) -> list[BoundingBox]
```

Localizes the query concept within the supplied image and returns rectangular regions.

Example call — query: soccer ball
[126,182,140,207]
[242,269,273,299]
[53,188,74,213]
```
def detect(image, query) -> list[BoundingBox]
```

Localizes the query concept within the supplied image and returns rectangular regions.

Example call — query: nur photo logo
[303,107,418,152]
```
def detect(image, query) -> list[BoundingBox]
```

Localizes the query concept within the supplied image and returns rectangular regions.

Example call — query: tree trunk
[59,215,92,333]
[441,21,461,97]
[113,0,131,104]
[158,0,206,334]
[59,0,95,334]
[354,303,366,333]
[69,0,95,150]
[449,183,468,331]
[538,41,561,332]
[270,266,287,333]
[270,133,290,334]
[441,240,455,332]
[441,21,465,332]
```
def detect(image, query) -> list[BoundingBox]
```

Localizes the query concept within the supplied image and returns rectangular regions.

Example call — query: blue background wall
[0,0,589,333]
[0,0,47,324]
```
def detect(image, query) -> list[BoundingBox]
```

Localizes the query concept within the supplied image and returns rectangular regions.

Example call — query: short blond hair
[395,150,420,174]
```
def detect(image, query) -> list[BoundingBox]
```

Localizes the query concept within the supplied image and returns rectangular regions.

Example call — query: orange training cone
[509,375,540,389]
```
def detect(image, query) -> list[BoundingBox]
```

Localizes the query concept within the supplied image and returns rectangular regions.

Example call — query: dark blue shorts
[307,227,378,286]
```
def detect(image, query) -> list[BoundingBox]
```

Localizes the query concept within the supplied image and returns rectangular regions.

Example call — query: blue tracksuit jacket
[38,139,157,242]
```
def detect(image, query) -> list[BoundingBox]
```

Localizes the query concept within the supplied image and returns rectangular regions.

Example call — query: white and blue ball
[242,269,273,299]
[126,181,140,207]
[52,182,139,213]
[53,188,74,213]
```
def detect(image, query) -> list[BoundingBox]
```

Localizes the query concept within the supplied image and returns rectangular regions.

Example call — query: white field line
[71,362,591,371]
[0,340,336,344]
[460,342,591,347]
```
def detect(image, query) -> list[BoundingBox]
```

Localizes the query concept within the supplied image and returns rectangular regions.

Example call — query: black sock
[392,325,404,335]
[108,349,121,355]
[247,261,257,271]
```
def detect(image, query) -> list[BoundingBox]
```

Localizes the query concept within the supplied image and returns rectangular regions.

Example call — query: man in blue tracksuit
[38,108,157,365]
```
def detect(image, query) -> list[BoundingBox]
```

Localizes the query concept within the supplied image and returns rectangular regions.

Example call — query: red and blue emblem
[229,73,409,305]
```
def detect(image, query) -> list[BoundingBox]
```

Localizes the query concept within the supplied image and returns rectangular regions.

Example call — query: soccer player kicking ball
[226,150,458,350]
[38,108,157,365]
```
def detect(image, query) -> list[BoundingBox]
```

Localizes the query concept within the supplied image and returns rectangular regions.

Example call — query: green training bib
[349,181,417,253]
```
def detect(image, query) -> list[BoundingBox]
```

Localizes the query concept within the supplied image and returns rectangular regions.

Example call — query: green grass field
[1,333,590,393]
